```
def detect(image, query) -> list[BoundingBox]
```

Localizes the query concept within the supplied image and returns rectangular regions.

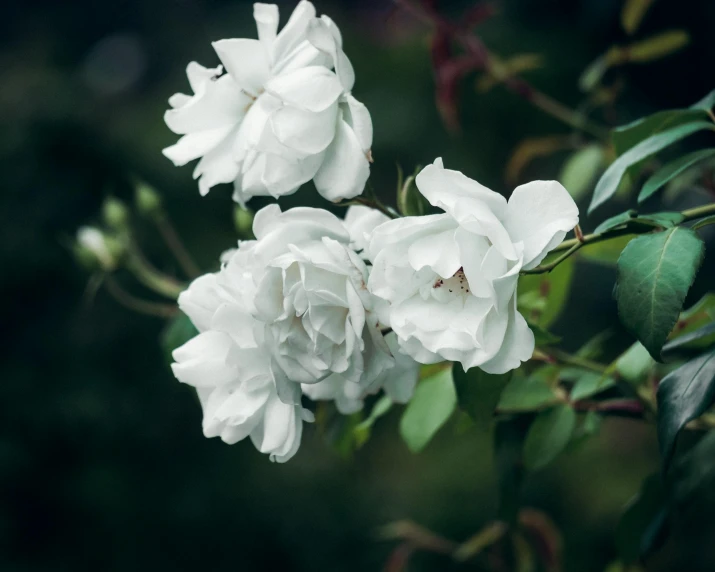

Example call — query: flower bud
[102,197,129,231]
[233,205,254,237]
[74,226,123,271]
[135,182,162,217]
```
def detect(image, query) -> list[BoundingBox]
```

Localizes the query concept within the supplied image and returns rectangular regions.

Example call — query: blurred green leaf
[518,257,574,328]
[530,322,562,346]
[621,0,655,35]
[668,429,715,516]
[559,145,604,199]
[579,53,610,92]
[616,474,666,563]
[615,228,705,360]
[397,165,428,216]
[570,371,616,401]
[160,313,197,365]
[690,89,715,112]
[452,364,511,431]
[523,404,576,470]
[627,30,690,63]
[639,149,715,203]
[494,419,529,525]
[663,323,715,355]
[353,395,393,448]
[590,121,713,213]
[612,109,707,157]
[634,212,685,228]
[580,235,634,266]
[616,342,656,384]
[399,367,456,452]
[498,369,562,412]
[657,348,715,471]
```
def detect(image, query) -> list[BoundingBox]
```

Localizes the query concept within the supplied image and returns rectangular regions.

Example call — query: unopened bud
[74,226,122,271]
[135,182,162,217]
[102,197,129,230]
[234,205,255,237]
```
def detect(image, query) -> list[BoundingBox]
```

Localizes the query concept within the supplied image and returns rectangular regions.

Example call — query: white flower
[246,204,394,397]
[163,1,372,204]
[367,158,579,374]
[171,245,313,463]
[302,332,419,413]
[343,205,390,255]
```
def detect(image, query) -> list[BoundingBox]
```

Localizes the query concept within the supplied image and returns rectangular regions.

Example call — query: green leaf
[523,405,576,470]
[570,372,616,401]
[613,110,708,157]
[397,165,428,216]
[668,429,715,519]
[498,369,561,412]
[161,313,198,364]
[634,212,685,228]
[353,395,393,448]
[621,0,654,35]
[657,348,715,471]
[559,144,604,199]
[399,367,456,452]
[593,210,638,234]
[627,30,690,63]
[453,364,511,431]
[663,323,715,355]
[580,235,634,266]
[615,227,705,360]
[590,121,713,213]
[529,322,561,346]
[615,474,666,564]
[518,257,574,328]
[639,149,715,203]
[690,89,715,112]
[615,342,656,384]
[693,215,715,230]
[494,419,529,525]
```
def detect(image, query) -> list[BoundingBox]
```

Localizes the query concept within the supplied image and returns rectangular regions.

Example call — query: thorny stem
[394,0,609,140]
[105,276,178,318]
[522,202,715,274]
[153,212,201,278]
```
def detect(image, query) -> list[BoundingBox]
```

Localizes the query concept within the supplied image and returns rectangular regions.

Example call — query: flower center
[431,268,471,302]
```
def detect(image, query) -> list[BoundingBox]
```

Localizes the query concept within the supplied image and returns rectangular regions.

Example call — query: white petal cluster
[367,158,579,374]
[163,1,372,204]
[171,205,419,462]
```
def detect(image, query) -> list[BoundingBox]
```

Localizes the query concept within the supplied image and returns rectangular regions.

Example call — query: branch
[105,276,178,318]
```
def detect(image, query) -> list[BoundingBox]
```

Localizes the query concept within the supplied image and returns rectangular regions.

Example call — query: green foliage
[667,430,715,527]
[663,323,715,355]
[570,371,617,401]
[612,109,707,157]
[656,348,715,471]
[590,121,713,213]
[452,364,511,431]
[353,395,393,448]
[593,210,638,234]
[580,235,634,266]
[399,367,456,452]
[615,227,705,360]
[518,257,574,328]
[160,313,198,364]
[693,215,715,230]
[498,368,561,412]
[494,419,528,525]
[396,164,428,216]
[615,342,656,384]
[638,149,715,203]
[558,144,604,200]
[615,474,666,564]
[523,404,576,470]
[621,0,654,35]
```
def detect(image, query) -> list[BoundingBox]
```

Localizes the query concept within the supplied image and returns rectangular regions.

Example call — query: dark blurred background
[3,0,715,570]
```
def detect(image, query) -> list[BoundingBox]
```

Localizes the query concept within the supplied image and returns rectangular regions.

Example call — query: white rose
[368,158,579,374]
[171,246,313,463]
[302,332,419,413]
[245,204,394,398]
[343,205,390,255]
[163,1,372,203]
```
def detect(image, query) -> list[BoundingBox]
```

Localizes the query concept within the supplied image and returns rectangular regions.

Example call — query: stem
[548,348,607,374]
[125,246,185,299]
[105,276,178,318]
[394,0,609,140]
[524,201,715,273]
[335,196,400,219]
[153,212,201,278]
